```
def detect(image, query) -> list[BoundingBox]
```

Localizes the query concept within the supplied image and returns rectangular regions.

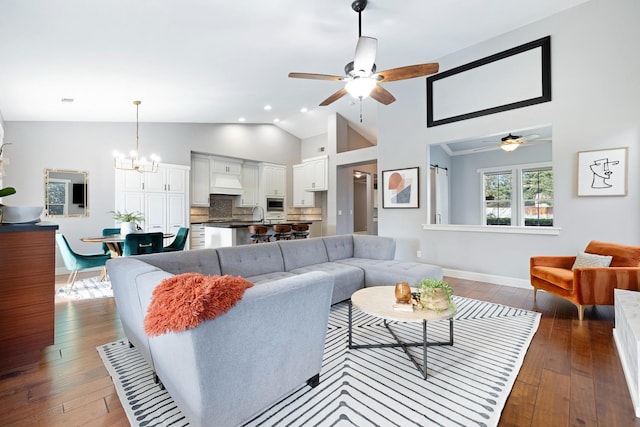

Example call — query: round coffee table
[348,286,455,379]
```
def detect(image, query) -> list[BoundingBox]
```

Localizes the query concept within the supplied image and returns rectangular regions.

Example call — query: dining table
[81,232,174,257]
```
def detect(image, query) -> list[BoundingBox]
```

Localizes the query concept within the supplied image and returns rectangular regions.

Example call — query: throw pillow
[144,273,253,336]
[571,252,613,270]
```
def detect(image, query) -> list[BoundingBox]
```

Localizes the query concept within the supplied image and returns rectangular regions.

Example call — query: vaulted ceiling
[0,0,589,140]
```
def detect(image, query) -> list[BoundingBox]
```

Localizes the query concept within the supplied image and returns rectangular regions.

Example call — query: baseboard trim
[443,268,531,290]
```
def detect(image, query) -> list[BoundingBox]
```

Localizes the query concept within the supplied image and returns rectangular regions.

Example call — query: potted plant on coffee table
[110,210,145,235]
[416,278,456,314]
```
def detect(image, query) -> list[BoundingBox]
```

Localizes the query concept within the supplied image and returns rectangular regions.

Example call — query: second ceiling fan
[288,0,439,106]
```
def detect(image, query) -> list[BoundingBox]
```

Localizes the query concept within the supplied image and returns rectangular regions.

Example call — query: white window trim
[478,161,552,228]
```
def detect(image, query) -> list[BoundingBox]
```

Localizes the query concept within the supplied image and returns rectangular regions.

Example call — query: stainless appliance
[266,197,284,212]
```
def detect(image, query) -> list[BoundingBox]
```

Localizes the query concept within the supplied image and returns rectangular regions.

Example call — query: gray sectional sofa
[107,234,442,427]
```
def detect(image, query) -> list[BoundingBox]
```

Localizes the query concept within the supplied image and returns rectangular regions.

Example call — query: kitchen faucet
[252,205,265,224]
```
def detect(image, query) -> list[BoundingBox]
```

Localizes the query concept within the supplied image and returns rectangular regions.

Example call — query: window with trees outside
[481,162,553,227]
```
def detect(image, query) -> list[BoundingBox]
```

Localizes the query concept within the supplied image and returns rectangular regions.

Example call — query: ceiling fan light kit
[288,0,439,107]
[345,77,377,99]
[499,134,523,152]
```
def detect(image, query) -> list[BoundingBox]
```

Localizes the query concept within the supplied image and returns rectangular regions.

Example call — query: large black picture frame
[427,36,551,127]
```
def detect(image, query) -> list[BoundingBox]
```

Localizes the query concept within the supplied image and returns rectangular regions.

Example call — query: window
[522,168,553,226]
[480,163,553,227]
[484,171,512,226]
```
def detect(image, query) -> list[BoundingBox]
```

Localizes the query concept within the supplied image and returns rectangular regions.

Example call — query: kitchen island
[195,221,313,248]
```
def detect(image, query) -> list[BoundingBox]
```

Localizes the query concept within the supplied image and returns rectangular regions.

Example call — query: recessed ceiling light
[61,98,74,103]
[273,118,280,123]
[300,107,308,113]
[238,117,245,122]
[264,105,272,111]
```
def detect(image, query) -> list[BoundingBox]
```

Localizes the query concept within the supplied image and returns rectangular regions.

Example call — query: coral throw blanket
[144,273,253,336]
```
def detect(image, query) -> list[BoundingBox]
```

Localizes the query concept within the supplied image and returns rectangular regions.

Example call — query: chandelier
[113,100,160,173]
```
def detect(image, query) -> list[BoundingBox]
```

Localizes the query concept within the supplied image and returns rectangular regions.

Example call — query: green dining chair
[163,227,189,252]
[102,227,121,256]
[123,232,164,256]
[55,232,111,291]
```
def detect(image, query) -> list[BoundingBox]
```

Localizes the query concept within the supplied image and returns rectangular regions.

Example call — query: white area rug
[98,296,540,427]
[57,276,113,299]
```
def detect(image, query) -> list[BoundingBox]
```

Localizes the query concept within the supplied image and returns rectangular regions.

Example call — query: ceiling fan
[288,0,439,107]
[483,133,551,152]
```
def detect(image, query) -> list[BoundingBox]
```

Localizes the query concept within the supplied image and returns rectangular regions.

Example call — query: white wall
[3,121,301,270]
[378,0,640,284]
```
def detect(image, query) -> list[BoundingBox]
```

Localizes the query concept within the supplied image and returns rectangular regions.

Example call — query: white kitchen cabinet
[292,164,315,207]
[115,163,189,241]
[190,223,206,249]
[303,156,328,191]
[210,157,243,195]
[115,169,145,192]
[262,164,286,197]
[146,165,187,193]
[191,155,210,206]
[117,165,187,193]
[239,162,259,207]
[211,157,242,175]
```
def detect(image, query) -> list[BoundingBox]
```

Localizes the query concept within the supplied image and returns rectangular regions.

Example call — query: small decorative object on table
[416,278,455,314]
[394,281,412,304]
[393,281,414,311]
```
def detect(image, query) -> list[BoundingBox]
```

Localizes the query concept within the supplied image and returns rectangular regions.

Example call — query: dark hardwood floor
[0,273,638,426]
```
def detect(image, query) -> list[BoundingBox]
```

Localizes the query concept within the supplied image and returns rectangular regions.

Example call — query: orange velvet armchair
[530,240,640,320]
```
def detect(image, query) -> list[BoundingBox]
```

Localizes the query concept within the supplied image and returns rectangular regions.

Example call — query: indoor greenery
[417,278,455,314]
[110,210,145,225]
[0,186,16,198]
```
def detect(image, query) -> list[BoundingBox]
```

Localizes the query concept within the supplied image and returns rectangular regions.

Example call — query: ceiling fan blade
[288,72,344,81]
[376,63,439,82]
[353,36,377,74]
[369,84,396,105]
[319,88,348,106]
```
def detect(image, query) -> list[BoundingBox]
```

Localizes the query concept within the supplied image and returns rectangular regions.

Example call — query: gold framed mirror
[44,169,89,217]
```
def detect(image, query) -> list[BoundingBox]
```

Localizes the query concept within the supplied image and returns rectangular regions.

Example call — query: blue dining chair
[102,227,121,256]
[55,232,111,291]
[163,227,189,252]
[123,232,164,256]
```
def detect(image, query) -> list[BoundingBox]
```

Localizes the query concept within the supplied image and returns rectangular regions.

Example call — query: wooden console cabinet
[0,223,58,375]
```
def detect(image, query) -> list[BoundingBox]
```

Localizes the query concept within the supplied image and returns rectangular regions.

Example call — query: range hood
[211,173,243,195]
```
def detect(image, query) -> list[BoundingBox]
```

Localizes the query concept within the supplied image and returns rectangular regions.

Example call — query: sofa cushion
[289,262,363,304]
[531,266,574,291]
[322,235,354,261]
[572,252,612,270]
[278,238,329,271]
[337,258,443,286]
[353,234,395,260]
[217,243,285,277]
[134,249,222,276]
[246,271,298,285]
[144,273,254,336]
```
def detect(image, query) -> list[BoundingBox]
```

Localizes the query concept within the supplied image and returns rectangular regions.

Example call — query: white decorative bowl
[1,205,44,224]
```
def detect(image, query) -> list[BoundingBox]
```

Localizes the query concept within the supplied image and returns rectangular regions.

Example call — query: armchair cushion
[572,252,613,270]
[530,266,574,291]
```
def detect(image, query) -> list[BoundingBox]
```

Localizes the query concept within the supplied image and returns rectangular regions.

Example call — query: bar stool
[291,223,310,239]
[248,225,270,243]
[272,224,292,241]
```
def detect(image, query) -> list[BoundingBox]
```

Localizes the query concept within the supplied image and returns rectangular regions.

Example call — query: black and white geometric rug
[97,296,540,427]
[57,276,113,300]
